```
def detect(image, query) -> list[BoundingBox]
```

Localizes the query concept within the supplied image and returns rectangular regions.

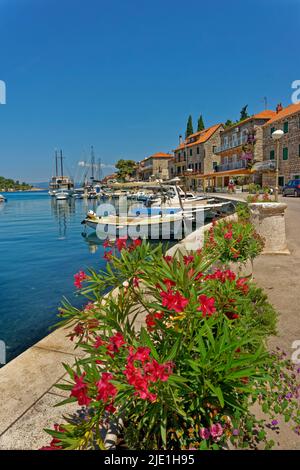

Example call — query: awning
[196,169,252,179]
[250,161,276,172]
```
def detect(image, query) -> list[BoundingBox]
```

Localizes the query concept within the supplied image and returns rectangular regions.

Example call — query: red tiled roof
[174,124,222,151]
[262,102,300,126]
[221,110,276,133]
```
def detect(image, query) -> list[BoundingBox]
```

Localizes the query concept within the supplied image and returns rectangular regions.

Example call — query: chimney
[179,135,182,145]
[276,103,283,114]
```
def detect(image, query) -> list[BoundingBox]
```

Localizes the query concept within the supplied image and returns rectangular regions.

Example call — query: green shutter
[270,127,275,136]
[283,147,288,160]
[299,144,300,157]
[270,150,275,160]
[283,122,289,134]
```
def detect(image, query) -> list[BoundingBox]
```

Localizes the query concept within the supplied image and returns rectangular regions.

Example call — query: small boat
[55,189,71,200]
[0,194,7,202]
[81,209,192,239]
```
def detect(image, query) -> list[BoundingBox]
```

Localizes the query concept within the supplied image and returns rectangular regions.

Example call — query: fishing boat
[49,150,74,197]
[81,209,192,239]
[0,194,7,202]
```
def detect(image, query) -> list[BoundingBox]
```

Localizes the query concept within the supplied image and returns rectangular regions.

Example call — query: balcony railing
[215,159,247,172]
[215,135,247,154]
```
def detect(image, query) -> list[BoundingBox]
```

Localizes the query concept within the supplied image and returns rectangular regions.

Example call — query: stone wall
[263,111,300,187]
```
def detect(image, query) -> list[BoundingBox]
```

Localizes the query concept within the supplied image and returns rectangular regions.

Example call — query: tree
[115,159,137,181]
[224,119,234,128]
[197,115,205,132]
[185,115,194,138]
[240,105,249,121]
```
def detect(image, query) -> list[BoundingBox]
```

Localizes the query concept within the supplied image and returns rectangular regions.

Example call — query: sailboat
[49,150,74,197]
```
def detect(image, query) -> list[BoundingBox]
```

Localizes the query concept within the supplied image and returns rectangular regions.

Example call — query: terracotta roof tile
[174,124,222,151]
[262,103,300,126]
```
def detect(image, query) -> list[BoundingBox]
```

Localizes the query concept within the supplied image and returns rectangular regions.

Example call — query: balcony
[215,159,247,172]
[215,135,247,154]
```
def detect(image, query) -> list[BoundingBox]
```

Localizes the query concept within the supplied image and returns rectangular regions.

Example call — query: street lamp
[272,129,284,201]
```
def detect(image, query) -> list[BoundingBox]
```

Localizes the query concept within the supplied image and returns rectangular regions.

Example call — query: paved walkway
[0,195,299,449]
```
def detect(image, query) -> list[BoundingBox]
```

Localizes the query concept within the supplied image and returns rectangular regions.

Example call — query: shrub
[41,232,299,450]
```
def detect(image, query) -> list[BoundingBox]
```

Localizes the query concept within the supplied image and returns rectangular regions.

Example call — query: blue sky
[0,0,299,182]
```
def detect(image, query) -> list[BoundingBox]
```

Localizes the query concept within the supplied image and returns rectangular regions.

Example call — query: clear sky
[0,0,299,182]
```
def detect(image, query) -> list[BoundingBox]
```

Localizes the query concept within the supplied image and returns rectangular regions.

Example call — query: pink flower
[199,427,210,439]
[103,250,113,261]
[70,373,91,406]
[103,238,112,248]
[197,295,216,317]
[162,278,176,290]
[96,372,117,402]
[146,312,164,331]
[236,278,249,294]
[183,255,194,266]
[224,231,233,240]
[107,332,126,356]
[93,336,105,349]
[116,237,127,251]
[160,290,189,313]
[210,423,223,438]
[74,271,88,289]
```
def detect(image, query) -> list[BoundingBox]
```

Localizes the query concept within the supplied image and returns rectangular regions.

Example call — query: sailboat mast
[60,150,64,177]
[55,150,58,177]
[91,146,95,181]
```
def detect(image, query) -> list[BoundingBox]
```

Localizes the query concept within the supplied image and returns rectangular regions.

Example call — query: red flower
[40,424,64,450]
[197,295,216,318]
[103,238,113,248]
[146,312,164,331]
[224,231,233,240]
[84,302,95,311]
[93,336,105,349]
[103,250,113,261]
[74,271,88,289]
[96,372,117,402]
[162,278,176,290]
[183,255,194,266]
[70,373,91,406]
[160,289,189,313]
[116,237,127,251]
[195,272,203,281]
[236,278,249,294]
[69,323,84,341]
[132,238,142,248]
[163,255,173,264]
[107,332,126,357]
[133,277,140,288]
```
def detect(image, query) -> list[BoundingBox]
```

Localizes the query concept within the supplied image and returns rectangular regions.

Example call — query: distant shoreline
[1,188,46,193]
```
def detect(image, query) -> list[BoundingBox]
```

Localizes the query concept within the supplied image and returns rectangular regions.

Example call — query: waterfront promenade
[0,196,299,449]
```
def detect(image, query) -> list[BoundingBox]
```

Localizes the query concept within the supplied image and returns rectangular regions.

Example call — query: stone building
[137,152,174,181]
[262,102,300,188]
[199,110,276,190]
[173,124,223,190]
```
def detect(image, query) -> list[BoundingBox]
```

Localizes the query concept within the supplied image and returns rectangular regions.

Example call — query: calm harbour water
[0,191,110,363]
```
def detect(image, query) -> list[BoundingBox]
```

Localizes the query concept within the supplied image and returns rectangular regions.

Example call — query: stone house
[173,124,223,190]
[262,102,300,188]
[137,152,174,181]
[201,110,276,190]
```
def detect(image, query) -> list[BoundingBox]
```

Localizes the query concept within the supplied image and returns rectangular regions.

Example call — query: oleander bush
[42,224,300,450]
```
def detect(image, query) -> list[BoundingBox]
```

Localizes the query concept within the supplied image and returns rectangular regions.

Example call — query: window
[213,161,218,169]
[270,150,275,160]
[278,176,285,187]
[283,147,288,160]
[190,149,192,156]
[197,147,200,154]
[212,146,216,153]
[283,121,289,134]
[199,162,202,172]
[159,166,161,172]
[195,163,198,171]
[299,144,300,157]
[184,151,186,159]
[270,127,275,136]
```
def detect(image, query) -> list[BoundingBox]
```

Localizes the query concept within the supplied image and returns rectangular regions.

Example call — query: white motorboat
[55,189,71,200]
[81,209,192,239]
[0,194,7,203]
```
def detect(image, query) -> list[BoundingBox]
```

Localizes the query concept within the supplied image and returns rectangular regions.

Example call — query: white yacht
[0,194,7,203]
